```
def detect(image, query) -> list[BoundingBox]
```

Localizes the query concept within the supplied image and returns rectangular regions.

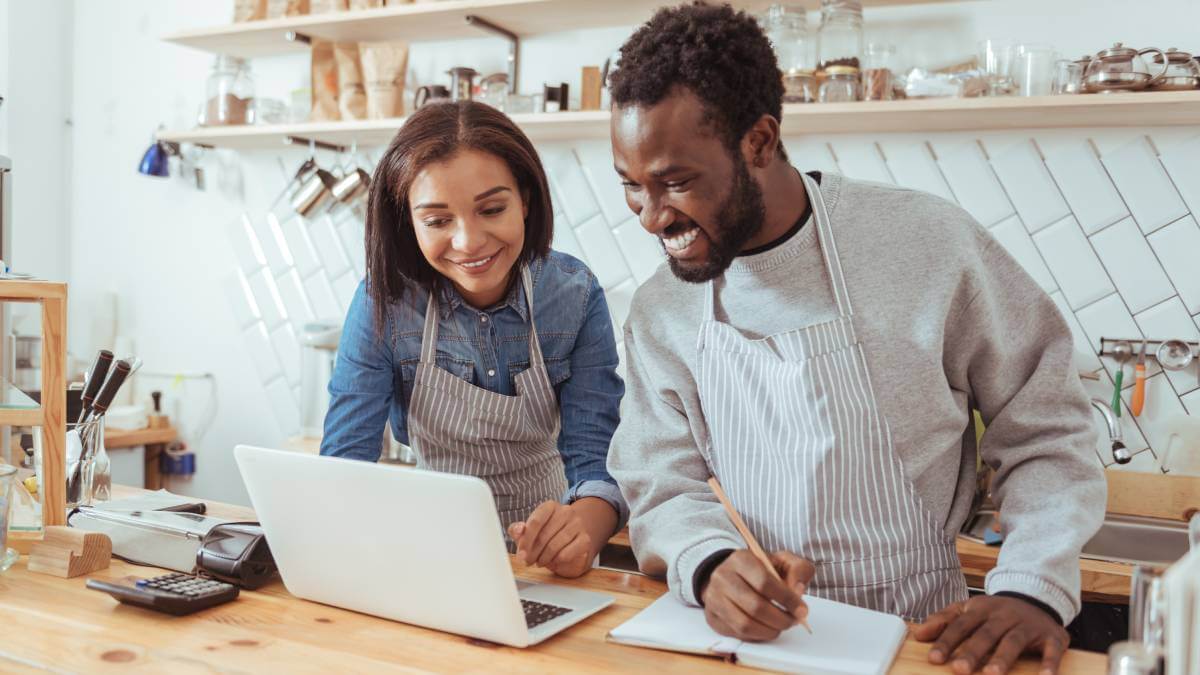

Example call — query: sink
[961,511,1191,567]
[1080,513,1191,566]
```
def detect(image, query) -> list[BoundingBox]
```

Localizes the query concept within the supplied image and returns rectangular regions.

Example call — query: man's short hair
[610,2,785,155]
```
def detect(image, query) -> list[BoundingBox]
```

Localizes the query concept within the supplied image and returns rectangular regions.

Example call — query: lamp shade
[138,142,170,177]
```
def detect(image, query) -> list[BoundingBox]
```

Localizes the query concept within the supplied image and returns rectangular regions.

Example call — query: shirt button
[480,315,488,323]
[487,369,496,377]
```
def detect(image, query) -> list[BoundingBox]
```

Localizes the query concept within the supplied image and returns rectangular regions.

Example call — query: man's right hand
[699,550,815,642]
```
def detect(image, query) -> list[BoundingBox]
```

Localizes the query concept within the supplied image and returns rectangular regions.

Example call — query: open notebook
[609,593,907,675]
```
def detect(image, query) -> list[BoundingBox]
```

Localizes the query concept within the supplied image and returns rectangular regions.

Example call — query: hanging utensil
[1156,339,1195,371]
[77,349,114,425]
[1132,339,1148,417]
[1111,341,1133,416]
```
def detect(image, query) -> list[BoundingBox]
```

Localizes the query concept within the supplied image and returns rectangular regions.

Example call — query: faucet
[1090,398,1131,464]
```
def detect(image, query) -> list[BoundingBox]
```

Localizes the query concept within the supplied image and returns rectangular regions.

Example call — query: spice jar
[862,43,895,101]
[199,55,256,126]
[819,65,861,102]
[763,4,816,103]
[816,0,863,75]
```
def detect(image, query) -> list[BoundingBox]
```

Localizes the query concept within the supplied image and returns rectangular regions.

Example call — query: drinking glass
[1016,45,1058,96]
[978,39,1016,95]
[0,464,18,573]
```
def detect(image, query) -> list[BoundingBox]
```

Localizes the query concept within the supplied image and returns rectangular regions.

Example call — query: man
[605,4,1106,674]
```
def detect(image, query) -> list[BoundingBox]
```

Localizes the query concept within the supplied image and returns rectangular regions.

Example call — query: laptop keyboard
[521,599,571,628]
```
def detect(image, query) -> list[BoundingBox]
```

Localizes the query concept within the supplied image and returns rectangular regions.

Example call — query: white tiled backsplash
[226,126,1200,475]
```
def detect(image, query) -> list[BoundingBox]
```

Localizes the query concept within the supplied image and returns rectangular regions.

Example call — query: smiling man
[605,4,1106,674]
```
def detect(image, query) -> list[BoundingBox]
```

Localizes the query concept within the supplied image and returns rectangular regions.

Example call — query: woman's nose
[450,220,487,253]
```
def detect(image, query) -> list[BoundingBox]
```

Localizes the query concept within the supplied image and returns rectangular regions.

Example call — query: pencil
[707,476,812,634]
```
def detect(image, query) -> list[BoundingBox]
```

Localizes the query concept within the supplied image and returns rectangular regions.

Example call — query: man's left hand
[912,595,1069,675]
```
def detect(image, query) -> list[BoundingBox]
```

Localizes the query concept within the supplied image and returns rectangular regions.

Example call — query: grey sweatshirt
[607,173,1106,624]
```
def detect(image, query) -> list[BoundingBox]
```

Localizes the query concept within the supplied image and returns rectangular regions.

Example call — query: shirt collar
[435,260,536,321]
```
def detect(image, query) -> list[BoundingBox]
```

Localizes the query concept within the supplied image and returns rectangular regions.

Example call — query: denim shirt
[320,251,628,528]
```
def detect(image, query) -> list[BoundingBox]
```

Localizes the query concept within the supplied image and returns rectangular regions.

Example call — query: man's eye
[665,179,693,190]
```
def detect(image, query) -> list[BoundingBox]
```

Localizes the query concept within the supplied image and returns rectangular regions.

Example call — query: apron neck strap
[420,265,542,365]
[705,174,853,320]
[420,286,440,364]
[803,173,854,318]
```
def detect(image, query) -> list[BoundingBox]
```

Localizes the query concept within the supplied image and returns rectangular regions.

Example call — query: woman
[320,101,626,578]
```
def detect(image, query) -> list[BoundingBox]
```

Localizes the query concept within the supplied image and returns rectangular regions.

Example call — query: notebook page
[738,595,908,675]
[610,593,907,674]
[608,593,741,656]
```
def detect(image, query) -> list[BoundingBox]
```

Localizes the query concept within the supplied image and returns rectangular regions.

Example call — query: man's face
[611,89,766,283]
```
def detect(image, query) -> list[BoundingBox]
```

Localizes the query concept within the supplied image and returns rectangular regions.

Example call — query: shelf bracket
[464,15,518,94]
[284,135,347,153]
[284,31,312,46]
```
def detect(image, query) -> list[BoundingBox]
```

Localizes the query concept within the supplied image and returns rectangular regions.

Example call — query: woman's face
[408,149,527,309]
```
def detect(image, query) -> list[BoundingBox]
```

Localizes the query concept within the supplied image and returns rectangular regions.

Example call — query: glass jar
[816,0,863,75]
[819,65,861,102]
[862,43,895,101]
[200,55,256,126]
[762,5,815,103]
[0,464,17,573]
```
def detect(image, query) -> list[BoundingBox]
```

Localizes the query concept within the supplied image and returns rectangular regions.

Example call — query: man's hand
[912,595,1069,675]
[699,550,815,642]
[507,498,617,578]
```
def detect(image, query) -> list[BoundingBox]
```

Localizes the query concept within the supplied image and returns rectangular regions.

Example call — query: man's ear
[742,114,782,169]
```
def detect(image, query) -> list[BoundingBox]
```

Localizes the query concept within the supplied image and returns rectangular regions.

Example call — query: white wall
[57,0,1200,506]
[2,0,73,334]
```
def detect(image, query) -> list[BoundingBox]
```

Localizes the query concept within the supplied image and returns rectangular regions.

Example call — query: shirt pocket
[399,355,477,406]
[508,356,572,390]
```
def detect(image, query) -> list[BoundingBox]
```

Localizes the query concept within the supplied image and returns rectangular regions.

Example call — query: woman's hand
[507,497,618,578]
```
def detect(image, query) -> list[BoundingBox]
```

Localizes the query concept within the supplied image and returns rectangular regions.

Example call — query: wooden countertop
[0,489,1106,673]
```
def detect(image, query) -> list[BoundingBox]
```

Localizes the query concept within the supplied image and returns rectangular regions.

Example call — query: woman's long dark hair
[365,101,554,337]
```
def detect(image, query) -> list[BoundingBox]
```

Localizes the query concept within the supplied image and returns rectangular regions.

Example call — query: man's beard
[667,159,767,284]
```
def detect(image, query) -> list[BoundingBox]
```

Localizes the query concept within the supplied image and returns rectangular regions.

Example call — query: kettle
[1083,43,1170,93]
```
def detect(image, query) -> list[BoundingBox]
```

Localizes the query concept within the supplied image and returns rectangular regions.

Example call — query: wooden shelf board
[106,426,178,449]
[164,0,970,58]
[0,280,67,302]
[158,92,1200,150]
[0,409,43,427]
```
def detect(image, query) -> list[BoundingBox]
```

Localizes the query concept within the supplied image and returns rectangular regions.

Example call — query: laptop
[233,445,614,647]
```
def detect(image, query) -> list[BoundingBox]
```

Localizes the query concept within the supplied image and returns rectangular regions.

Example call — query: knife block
[27,526,112,578]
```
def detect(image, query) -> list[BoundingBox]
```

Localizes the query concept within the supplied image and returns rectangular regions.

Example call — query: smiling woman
[320,102,628,579]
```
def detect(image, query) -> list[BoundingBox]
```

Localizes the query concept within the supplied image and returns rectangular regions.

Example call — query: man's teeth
[461,253,496,268]
[663,228,699,251]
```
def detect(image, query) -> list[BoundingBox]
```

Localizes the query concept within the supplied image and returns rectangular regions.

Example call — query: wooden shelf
[164,0,969,58]
[158,91,1200,150]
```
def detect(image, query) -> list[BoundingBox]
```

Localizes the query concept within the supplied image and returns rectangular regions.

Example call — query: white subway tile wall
[232,128,1200,475]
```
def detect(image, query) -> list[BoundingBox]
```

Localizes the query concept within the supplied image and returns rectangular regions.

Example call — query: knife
[77,350,114,424]
[1132,339,1148,417]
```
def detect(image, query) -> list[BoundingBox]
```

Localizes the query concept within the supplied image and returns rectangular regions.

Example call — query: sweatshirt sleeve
[606,323,742,606]
[944,234,1107,624]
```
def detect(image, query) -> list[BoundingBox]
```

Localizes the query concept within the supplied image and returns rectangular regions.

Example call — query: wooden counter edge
[605,531,1135,602]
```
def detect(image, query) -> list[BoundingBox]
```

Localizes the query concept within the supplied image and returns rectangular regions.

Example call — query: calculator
[86,572,240,616]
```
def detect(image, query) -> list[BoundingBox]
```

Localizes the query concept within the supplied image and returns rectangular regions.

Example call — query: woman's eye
[422,218,450,228]
[481,205,507,217]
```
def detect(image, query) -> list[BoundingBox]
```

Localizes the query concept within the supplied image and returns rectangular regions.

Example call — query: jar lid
[1157,48,1194,63]
[825,65,860,76]
[1096,43,1137,60]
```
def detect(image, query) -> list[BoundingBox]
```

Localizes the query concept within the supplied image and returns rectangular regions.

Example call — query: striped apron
[407,266,568,538]
[695,173,967,621]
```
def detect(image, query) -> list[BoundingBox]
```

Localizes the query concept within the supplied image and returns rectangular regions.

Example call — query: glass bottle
[200,55,256,126]
[763,5,816,103]
[862,43,895,101]
[816,0,864,75]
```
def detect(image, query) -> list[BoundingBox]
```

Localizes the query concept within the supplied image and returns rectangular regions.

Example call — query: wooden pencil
[708,476,812,634]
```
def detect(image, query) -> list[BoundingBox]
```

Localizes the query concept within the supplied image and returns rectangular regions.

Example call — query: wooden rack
[0,281,67,548]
